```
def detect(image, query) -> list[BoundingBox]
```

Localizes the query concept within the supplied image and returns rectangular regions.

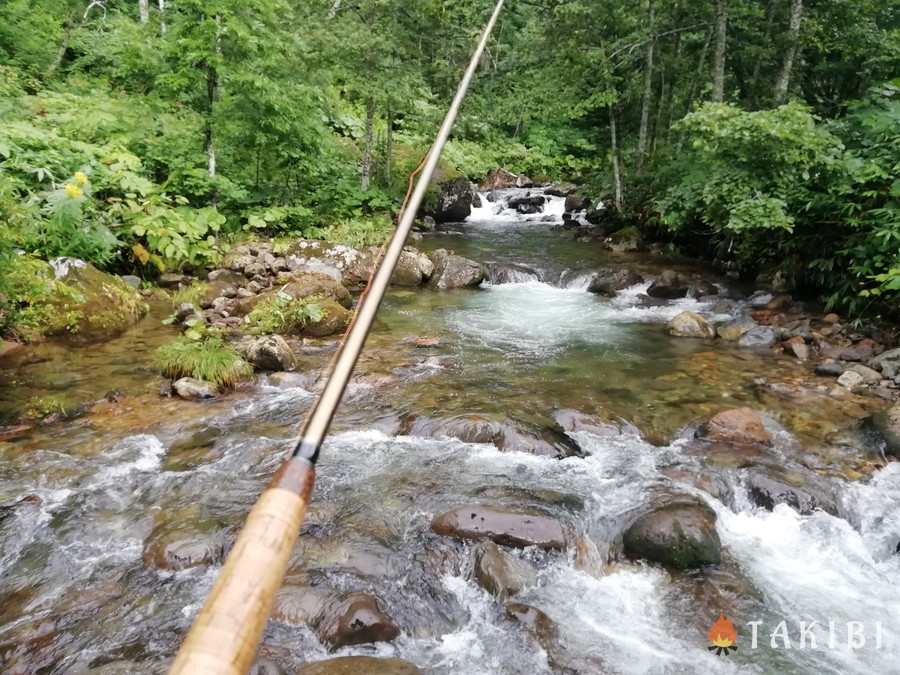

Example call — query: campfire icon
[707,613,738,656]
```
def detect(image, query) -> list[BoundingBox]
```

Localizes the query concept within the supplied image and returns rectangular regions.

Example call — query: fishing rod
[168,1,506,672]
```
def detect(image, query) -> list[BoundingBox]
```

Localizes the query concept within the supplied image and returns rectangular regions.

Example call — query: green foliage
[245,292,324,335]
[156,335,252,389]
[319,215,393,248]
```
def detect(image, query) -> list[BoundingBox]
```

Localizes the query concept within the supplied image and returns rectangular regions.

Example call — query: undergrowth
[156,335,252,388]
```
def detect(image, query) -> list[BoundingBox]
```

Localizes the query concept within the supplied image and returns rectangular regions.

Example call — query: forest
[0,0,897,337]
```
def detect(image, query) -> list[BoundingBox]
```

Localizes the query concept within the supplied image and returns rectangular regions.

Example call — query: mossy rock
[302,298,351,337]
[14,258,147,344]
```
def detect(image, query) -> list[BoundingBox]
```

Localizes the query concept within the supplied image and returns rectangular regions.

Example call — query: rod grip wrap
[168,486,307,675]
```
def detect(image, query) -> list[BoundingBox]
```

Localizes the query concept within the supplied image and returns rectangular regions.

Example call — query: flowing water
[1,189,898,674]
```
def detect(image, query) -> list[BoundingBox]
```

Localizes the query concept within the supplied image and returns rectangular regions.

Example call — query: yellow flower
[74,171,88,186]
[64,184,83,199]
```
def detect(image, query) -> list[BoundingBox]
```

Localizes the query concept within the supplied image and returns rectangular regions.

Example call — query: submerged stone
[699,408,772,447]
[668,311,715,339]
[296,657,421,675]
[473,541,538,599]
[315,592,400,649]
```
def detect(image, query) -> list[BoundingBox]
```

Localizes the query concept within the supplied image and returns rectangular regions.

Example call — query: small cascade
[468,187,566,224]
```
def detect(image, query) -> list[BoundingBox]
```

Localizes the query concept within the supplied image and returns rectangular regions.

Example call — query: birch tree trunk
[636,0,655,174]
[609,104,624,213]
[158,0,166,34]
[139,0,150,23]
[328,0,342,19]
[711,0,728,102]
[773,0,803,105]
[207,16,222,181]
[360,98,375,192]
[384,102,393,187]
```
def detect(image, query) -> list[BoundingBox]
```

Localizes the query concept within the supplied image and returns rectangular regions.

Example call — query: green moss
[609,226,641,243]
[244,292,325,335]
[23,395,68,420]
[156,335,253,389]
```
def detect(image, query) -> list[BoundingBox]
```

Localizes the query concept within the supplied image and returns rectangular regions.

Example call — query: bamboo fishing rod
[168,1,506,672]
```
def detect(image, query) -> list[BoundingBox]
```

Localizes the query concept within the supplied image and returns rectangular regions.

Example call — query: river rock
[607,226,642,252]
[716,319,756,341]
[738,326,777,348]
[431,506,566,550]
[18,258,148,344]
[647,270,689,299]
[302,299,351,338]
[272,585,332,626]
[391,248,434,286]
[700,408,772,447]
[428,249,485,289]
[783,336,809,361]
[244,335,295,371]
[488,263,541,285]
[840,339,879,362]
[837,369,865,391]
[869,347,900,378]
[297,657,421,675]
[482,168,519,190]
[435,177,475,223]
[564,194,591,212]
[869,403,900,457]
[587,268,644,296]
[815,360,845,377]
[173,377,217,400]
[143,519,228,571]
[746,471,835,515]
[238,271,351,314]
[473,541,538,599]
[316,592,400,649]
[668,311,715,339]
[508,194,545,214]
[622,500,721,569]
[267,371,316,389]
[248,658,283,675]
[846,363,881,384]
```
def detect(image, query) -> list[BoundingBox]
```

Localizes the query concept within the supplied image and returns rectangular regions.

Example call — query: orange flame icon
[707,613,738,656]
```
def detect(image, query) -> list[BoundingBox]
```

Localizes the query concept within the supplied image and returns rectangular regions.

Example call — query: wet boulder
[482,168,519,190]
[868,403,900,457]
[868,347,900,378]
[622,500,721,569]
[143,516,229,571]
[607,226,642,252]
[508,194,545,215]
[316,592,400,649]
[669,311,715,339]
[17,258,148,344]
[647,270,689,299]
[716,319,756,341]
[243,335,296,371]
[783,335,810,361]
[473,541,537,599]
[431,505,566,550]
[272,585,332,626]
[586,268,644,296]
[237,271,351,315]
[392,248,434,286]
[302,299,351,338]
[840,338,879,363]
[172,377,217,400]
[428,249,485,289]
[738,326,777,348]
[435,177,476,223]
[699,408,772,447]
[815,360,845,377]
[745,471,836,515]
[564,194,591,212]
[487,263,542,285]
[296,657,421,675]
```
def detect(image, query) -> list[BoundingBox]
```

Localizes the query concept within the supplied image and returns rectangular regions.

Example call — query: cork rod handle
[169,461,313,675]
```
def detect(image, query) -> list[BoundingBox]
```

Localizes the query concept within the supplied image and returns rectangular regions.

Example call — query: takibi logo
[708,613,738,656]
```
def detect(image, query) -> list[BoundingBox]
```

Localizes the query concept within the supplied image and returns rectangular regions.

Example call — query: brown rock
[700,408,772,447]
[142,517,229,571]
[431,505,566,550]
[841,338,879,362]
[823,313,840,324]
[784,336,809,361]
[272,585,331,626]
[316,593,399,649]
[296,657,421,675]
[623,501,721,569]
[473,541,538,599]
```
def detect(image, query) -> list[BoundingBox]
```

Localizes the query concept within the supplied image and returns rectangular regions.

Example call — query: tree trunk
[328,0,342,19]
[158,0,166,34]
[711,0,728,102]
[609,104,624,213]
[46,17,73,78]
[773,0,803,105]
[750,0,777,105]
[361,98,375,192]
[658,28,682,149]
[206,16,221,181]
[636,0,655,174]
[384,102,393,187]
[139,0,150,23]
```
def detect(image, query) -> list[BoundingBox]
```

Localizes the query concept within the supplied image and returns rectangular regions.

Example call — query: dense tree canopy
[0,0,898,328]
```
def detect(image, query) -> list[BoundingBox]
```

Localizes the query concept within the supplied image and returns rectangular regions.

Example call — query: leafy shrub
[156,335,252,388]
[245,292,324,335]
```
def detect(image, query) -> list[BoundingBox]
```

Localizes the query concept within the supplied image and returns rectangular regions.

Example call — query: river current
[1,189,898,674]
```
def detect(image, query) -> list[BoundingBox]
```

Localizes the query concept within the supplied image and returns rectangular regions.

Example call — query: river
[1,188,899,674]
